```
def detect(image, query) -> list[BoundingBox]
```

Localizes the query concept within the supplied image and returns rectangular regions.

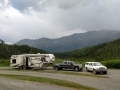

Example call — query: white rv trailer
[10,53,55,69]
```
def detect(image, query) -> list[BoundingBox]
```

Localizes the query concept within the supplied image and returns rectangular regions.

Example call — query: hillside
[54,38,120,61]
[16,30,120,52]
[0,40,47,59]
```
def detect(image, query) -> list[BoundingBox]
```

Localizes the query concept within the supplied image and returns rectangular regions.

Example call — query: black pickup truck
[53,61,83,71]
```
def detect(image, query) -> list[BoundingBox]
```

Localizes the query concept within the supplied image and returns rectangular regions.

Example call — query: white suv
[85,62,107,74]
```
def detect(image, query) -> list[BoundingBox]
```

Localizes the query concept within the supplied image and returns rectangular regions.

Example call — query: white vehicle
[10,53,55,70]
[85,62,107,74]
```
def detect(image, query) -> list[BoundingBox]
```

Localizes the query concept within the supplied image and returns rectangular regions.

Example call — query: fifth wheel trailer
[10,53,55,69]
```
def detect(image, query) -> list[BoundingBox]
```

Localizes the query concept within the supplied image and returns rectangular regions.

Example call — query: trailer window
[12,59,16,63]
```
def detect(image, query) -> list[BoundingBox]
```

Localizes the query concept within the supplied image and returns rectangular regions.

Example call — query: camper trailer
[10,53,55,70]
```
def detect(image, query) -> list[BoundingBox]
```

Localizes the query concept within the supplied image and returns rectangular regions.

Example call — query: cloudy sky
[0,0,120,43]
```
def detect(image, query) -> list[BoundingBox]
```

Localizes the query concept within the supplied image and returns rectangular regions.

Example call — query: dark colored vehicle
[53,61,83,71]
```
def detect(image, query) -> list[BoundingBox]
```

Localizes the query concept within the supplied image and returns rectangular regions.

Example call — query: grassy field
[0,59,10,66]
[0,74,97,90]
[0,65,109,78]
[101,60,120,69]
[1,58,120,69]
[40,70,109,78]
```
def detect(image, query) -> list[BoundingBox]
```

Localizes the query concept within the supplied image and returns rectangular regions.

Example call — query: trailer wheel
[54,66,59,70]
[18,66,24,70]
[18,67,21,70]
[23,66,26,70]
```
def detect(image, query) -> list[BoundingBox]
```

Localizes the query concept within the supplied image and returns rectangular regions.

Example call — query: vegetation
[0,74,96,90]
[0,39,47,59]
[55,39,120,60]
[102,60,120,69]
[0,59,9,66]
[0,67,109,78]
[40,70,108,78]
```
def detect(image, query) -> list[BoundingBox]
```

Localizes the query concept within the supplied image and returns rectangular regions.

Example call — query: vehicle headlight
[105,67,107,69]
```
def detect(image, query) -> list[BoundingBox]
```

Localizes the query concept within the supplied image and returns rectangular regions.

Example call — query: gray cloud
[0,0,5,4]
[57,0,84,9]
[52,0,120,31]
[0,0,6,10]
[0,0,120,43]
[8,0,53,13]
[57,0,95,10]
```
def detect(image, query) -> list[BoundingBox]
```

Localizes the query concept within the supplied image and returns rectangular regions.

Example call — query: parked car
[53,61,83,71]
[85,62,107,74]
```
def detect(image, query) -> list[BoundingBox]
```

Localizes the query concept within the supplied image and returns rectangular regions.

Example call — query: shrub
[102,60,120,69]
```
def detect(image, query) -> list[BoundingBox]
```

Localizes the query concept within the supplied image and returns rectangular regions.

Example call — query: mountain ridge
[54,38,120,61]
[16,30,120,52]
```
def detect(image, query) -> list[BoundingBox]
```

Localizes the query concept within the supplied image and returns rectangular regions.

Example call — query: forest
[0,39,47,59]
[54,38,120,62]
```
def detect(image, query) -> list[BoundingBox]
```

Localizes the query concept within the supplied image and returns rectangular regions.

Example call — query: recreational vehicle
[10,53,55,70]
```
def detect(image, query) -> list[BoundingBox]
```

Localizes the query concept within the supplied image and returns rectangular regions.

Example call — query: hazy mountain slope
[54,38,120,61]
[16,30,120,52]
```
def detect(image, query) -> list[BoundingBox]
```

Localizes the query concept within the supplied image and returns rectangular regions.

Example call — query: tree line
[54,38,120,62]
[0,39,47,59]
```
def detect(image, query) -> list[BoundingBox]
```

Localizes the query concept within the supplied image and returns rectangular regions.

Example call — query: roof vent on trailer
[38,53,40,54]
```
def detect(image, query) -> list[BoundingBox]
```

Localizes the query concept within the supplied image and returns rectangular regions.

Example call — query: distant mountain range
[54,37,120,61]
[16,30,120,52]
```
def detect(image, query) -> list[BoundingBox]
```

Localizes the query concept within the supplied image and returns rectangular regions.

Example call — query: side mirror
[71,63,73,65]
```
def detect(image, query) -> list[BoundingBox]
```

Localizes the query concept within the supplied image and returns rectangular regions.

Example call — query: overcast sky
[0,0,120,43]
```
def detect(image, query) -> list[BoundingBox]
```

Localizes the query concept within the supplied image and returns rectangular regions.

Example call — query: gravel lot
[0,77,72,90]
[0,68,120,90]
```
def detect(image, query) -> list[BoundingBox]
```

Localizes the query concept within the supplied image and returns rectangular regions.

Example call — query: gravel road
[0,68,120,90]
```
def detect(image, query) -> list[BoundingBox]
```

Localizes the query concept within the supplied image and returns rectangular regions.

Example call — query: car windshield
[68,61,75,64]
[71,61,75,64]
[93,62,102,66]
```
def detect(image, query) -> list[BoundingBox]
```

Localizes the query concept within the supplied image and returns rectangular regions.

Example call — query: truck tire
[103,71,107,74]
[79,68,83,71]
[93,69,97,74]
[86,67,89,72]
[54,66,59,70]
[59,67,62,70]
[74,67,79,71]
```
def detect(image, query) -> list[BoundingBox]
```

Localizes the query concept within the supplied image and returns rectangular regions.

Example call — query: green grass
[38,70,109,78]
[0,68,108,78]
[101,60,120,69]
[0,59,10,66]
[0,74,97,90]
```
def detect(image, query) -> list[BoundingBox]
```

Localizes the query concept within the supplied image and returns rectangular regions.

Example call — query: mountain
[54,38,120,61]
[16,30,120,52]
